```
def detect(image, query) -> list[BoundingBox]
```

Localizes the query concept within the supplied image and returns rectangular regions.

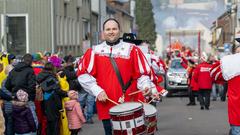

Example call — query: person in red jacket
[194,53,212,110]
[180,57,199,106]
[210,45,240,135]
[187,60,199,105]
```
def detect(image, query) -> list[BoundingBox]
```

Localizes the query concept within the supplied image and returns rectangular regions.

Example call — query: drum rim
[110,102,143,112]
[110,105,143,116]
[145,112,157,117]
[143,103,157,116]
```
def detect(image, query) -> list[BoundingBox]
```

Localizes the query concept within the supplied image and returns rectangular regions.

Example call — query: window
[56,16,60,45]
[64,17,68,45]
[69,19,72,45]
[72,20,76,45]
[77,21,80,44]
[83,19,90,40]
[60,16,64,45]
[77,8,80,21]
[170,59,184,69]
[64,3,67,17]
[1,14,28,55]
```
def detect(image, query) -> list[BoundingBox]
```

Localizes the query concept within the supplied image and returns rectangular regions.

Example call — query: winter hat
[32,53,42,61]
[48,55,62,68]
[12,55,22,67]
[122,33,143,45]
[68,90,78,100]
[8,54,15,63]
[16,89,29,102]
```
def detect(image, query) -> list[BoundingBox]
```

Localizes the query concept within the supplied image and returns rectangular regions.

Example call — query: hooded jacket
[5,62,36,101]
[37,71,68,97]
[37,71,67,121]
[65,100,86,129]
[12,104,36,134]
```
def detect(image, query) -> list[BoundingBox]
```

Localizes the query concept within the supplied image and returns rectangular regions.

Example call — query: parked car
[165,58,188,96]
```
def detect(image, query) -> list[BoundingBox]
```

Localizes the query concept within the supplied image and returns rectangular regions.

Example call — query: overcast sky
[151,0,226,48]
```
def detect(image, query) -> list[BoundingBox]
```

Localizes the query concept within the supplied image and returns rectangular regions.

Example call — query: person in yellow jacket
[58,72,71,135]
[0,53,15,88]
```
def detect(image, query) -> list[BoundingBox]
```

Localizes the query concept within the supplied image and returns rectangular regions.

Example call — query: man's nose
[109,29,114,33]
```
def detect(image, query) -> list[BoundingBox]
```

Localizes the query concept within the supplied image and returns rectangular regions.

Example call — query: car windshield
[170,59,184,69]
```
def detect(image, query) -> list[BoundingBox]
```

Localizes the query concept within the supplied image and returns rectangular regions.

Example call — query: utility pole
[98,0,101,44]
[90,0,92,47]
[51,0,56,54]
[2,0,7,52]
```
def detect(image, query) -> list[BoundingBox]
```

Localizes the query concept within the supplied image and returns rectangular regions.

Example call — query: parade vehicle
[165,58,188,96]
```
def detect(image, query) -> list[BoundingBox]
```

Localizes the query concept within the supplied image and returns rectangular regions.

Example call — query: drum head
[109,102,143,115]
[143,103,157,116]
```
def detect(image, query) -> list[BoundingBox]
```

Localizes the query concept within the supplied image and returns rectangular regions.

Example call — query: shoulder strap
[109,53,131,93]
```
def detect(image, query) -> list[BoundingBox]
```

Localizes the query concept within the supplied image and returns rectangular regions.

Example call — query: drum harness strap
[109,53,132,98]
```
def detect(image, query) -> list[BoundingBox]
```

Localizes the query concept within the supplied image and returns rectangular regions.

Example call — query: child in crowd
[65,90,86,135]
[12,89,36,135]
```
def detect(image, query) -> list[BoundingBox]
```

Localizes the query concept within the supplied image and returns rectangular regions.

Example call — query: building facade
[0,0,93,56]
[106,0,134,35]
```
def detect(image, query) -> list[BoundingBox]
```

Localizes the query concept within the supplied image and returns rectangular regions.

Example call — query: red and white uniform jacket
[77,40,158,120]
[158,58,167,74]
[193,62,212,90]
[210,53,240,126]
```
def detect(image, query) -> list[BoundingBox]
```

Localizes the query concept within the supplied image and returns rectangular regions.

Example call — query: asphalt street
[81,97,229,135]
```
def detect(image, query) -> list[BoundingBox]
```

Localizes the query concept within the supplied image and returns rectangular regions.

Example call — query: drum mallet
[107,98,119,105]
[148,97,157,104]
[128,86,155,96]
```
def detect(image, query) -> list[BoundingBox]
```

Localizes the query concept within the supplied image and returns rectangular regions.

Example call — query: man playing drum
[77,18,167,135]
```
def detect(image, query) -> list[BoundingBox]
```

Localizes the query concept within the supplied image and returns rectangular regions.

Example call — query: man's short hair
[22,53,33,66]
[103,18,120,30]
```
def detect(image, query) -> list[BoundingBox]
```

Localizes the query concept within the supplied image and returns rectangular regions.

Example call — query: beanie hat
[32,53,43,62]
[16,89,29,102]
[48,55,62,68]
[8,54,15,62]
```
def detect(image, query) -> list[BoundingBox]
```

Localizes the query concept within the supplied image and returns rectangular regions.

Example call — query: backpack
[39,76,59,101]
[40,76,59,92]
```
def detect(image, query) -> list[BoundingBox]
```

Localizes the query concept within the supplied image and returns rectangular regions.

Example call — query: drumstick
[107,98,119,105]
[128,90,142,96]
[128,86,156,96]
[148,97,156,104]
[138,100,144,103]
